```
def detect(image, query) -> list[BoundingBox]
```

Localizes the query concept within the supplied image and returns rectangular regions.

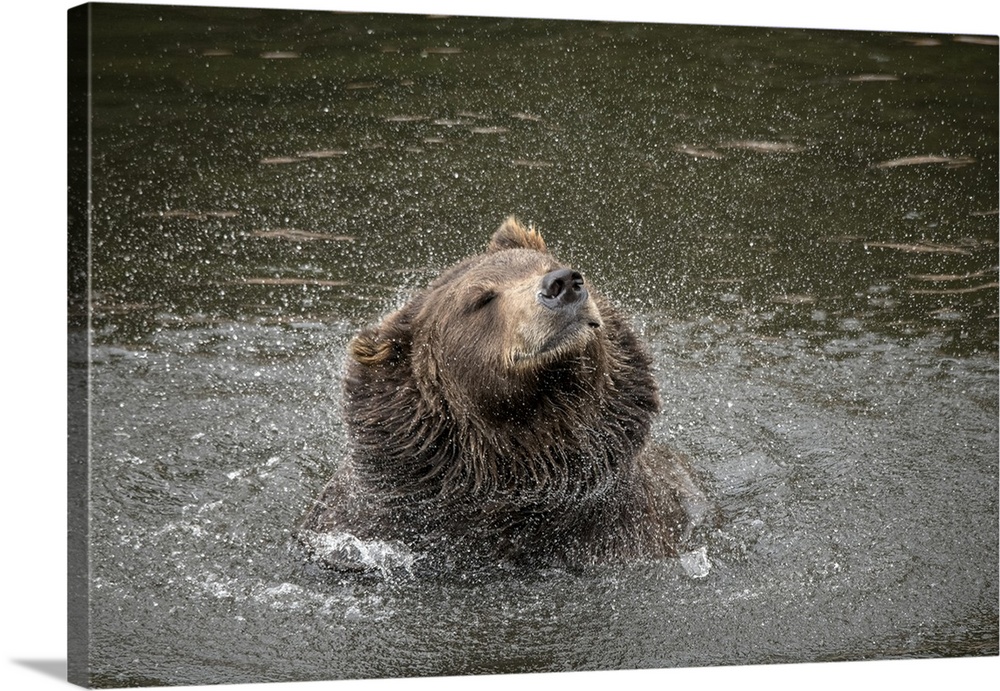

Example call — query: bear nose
[538,268,587,309]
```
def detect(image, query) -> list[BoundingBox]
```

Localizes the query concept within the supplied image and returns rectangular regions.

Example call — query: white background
[3,1,997,690]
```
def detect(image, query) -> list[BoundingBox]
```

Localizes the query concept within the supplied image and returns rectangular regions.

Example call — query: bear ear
[349,309,410,367]
[350,329,394,366]
[488,216,547,253]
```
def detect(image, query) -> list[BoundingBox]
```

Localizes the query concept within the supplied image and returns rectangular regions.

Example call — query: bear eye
[467,289,497,312]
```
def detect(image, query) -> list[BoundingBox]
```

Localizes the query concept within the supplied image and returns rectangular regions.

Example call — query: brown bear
[298,217,706,571]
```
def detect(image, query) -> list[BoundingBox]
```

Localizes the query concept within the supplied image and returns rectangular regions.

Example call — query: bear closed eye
[298,216,707,572]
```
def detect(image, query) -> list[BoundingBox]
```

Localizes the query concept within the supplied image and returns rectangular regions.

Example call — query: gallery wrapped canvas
[67,2,998,689]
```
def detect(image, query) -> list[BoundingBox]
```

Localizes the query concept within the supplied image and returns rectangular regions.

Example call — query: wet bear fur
[299,217,705,570]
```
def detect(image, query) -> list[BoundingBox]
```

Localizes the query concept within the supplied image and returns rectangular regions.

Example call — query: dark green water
[72,4,998,688]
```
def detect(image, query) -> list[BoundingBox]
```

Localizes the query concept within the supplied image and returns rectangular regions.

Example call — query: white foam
[679,545,712,579]
[301,530,420,576]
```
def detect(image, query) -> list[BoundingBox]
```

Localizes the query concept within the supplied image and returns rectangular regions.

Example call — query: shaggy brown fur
[299,217,705,570]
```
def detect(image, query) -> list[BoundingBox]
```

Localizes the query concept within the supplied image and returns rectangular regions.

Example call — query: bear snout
[538,268,587,310]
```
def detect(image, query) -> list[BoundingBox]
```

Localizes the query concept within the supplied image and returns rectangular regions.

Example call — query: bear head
[350,217,627,418]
